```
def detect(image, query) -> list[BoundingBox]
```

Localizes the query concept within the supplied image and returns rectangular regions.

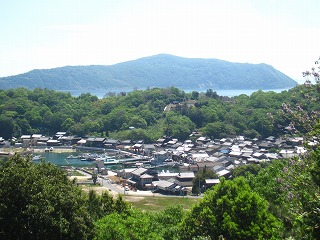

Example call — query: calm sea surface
[37,152,95,167]
[37,152,124,171]
[37,152,178,173]
[60,88,291,99]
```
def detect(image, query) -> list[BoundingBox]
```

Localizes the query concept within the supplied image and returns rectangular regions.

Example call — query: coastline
[33,147,76,153]
[0,147,75,156]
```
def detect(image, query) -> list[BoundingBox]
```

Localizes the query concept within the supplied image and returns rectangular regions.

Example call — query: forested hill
[0,54,297,90]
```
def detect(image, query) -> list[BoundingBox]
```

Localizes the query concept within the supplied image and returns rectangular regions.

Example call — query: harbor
[34,149,176,173]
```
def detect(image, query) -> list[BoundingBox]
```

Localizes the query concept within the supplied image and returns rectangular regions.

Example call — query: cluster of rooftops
[2,132,318,194]
[111,134,317,193]
[8,132,316,162]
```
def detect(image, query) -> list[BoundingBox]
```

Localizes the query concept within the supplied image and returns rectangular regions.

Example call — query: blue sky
[1,0,319,82]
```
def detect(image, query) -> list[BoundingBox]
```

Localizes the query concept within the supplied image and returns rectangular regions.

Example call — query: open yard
[68,170,86,176]
[80,184,201,212]
[124,195,200,211]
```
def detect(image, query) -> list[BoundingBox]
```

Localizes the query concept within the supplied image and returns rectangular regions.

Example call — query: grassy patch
[124,195,200,211]
[68,170,85,176]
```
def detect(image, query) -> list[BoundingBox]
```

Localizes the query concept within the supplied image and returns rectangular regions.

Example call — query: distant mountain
[0,54,297,90]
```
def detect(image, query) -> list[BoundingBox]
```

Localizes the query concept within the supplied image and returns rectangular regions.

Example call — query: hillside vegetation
[1,152,319,239]
[0,78,320,238]
[0,54,297,90]
[0,84,319,141]
[1,60,319,239]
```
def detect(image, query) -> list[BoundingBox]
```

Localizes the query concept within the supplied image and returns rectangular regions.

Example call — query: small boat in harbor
[164,159,176,166]
[32,155,42,161]
[104,158,120,165]
[77,153,97,161]
[67,155,80,160]
[83,156,96,161]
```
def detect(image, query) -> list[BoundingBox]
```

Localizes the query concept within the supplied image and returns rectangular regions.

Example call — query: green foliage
[181,177,282,240]
[0,154,132,239]
[0,85,316,142]
[192,166,219,193]
[149,205,185,239]
[125,195,199,212]
[250,153,320,239]
[202,121,237,139]
[230,163,263,179]
[0,115,14,139]
[86,190,130,221]
[0,60,319,240]
[0,154,93,239]
[94,205,185,240]
[205,89,219,99]
[94,209,158,240]
[164,112,196,141]
[1,153,318,239]
[92,172,98,185]
[307,149,320,238]
[0,83,319,149]
[310,148,320,185]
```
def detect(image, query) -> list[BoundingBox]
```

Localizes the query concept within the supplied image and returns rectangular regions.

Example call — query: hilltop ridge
[0,54,297,90]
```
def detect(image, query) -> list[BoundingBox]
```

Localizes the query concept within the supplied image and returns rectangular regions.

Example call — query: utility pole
[197,164,201,195]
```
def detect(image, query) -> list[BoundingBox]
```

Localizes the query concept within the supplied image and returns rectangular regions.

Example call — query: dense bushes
[1,145,319,239]
[1,85,318,142]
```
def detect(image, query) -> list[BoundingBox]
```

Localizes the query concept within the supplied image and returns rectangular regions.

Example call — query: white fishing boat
[32,155,42,161]
[104,158,120,165]
[67,155,79,159]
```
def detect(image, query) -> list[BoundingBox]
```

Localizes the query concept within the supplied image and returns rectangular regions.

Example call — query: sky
[1,0,319,82]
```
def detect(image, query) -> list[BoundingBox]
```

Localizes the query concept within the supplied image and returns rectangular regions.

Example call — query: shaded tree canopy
[0,84,318,142]
[181,177,282,240]
[0,154,93,239]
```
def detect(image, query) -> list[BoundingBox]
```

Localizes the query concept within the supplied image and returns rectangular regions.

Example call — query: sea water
[37,152,95,167]
[37,152,179,173]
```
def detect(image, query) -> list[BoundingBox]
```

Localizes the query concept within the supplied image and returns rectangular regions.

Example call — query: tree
[181,177,282,240]
[85,189,130,222]
[128,115,148,129]
[190,91,199,100]
[164,112,195,141]
[192,167,218,193]
[0,154,93,239]
[249,110,274,138]
[94,205,184,240]
[94,209,157,240]
[149,205,185,240]
[243,129,260,139]
[0,115,14,139]
[205,89,218,99]
[231,164,263,179]
[191,184,200,196]
[62,117,75,131]
[87,189,101,221]
[307,148,320,238]
[251,155,320,239]
[202,121,236,139]
[103,108,131,131]
[92,172,98,185]
[186,107,205,128]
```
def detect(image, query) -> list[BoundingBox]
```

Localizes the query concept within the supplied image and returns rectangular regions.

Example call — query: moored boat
[32,155,42,161]
[67,155,80,159]
[104,158,120,165]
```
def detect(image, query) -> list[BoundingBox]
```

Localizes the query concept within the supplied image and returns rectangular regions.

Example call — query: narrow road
[98,177,125,194]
